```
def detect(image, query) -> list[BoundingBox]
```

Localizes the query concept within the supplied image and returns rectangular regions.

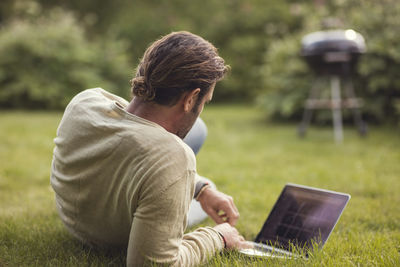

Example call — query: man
[50,31,250,266]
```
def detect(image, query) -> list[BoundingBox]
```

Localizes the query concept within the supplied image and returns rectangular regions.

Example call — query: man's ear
[183,88,201,112]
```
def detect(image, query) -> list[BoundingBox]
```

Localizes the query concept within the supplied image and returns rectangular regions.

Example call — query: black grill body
[301,30,366,76]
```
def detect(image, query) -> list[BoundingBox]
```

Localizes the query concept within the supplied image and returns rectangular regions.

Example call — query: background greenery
[0,9,131,109]
[1,107,399,266]
[0,0,399,125]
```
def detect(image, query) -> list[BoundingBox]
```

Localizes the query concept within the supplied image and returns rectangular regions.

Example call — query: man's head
[130,31,229,107]
[130,31,229,138]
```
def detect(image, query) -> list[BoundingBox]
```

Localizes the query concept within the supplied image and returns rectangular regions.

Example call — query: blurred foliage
[260,0,400,125]
[0,0,305,107]
[0,0,399,125]
[0,3,132,109]
[35,0,307,102]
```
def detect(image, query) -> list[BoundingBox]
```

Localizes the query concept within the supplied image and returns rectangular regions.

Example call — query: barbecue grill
[298,29,367,143]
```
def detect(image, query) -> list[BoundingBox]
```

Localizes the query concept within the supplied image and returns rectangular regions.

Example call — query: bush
[259,0,400,125]
[0,9,132,109]
[35,0,305,103]
[259,32,312,121]
[13,0,310,103]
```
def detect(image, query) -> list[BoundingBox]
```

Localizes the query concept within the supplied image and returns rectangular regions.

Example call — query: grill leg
[343,77,368,136]
[331,76,343,143]
[298,78,321,137]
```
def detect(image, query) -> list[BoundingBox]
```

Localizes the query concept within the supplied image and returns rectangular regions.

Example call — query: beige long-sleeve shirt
[50,88,223,266]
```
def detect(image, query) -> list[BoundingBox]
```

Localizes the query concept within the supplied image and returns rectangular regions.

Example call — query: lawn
[1,106,399,266]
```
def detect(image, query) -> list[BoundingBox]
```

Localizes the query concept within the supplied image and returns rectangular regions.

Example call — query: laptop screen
[254,184,350,251]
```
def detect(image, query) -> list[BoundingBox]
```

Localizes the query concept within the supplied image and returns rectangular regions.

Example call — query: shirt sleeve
[126,170,223,267]
[194,173,203,185]
[194,173,210,199]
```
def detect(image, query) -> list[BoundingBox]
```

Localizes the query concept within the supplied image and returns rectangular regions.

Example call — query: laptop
[240,183,350,258]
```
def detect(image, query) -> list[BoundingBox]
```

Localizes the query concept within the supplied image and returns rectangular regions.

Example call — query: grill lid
[301,29,366,57]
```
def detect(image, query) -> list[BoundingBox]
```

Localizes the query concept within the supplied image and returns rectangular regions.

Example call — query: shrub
[259,32,312,121]
[46,0,304,103]
[0,9,132,109]
[23,0,308,103]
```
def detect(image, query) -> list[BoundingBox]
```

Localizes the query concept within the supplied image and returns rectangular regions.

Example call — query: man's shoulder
[67,88,128,108]
[161,133,196,168]
[118,124,196,196]
[121,125,196,171]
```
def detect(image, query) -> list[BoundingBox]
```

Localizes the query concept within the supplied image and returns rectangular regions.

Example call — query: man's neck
[125,98,181,135]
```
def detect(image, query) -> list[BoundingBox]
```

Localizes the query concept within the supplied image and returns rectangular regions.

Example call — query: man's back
[51,88,196,247]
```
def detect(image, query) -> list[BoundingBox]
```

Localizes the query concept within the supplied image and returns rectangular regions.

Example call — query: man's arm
[126,171,224,267]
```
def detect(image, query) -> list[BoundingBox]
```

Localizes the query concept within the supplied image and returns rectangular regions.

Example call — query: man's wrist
[216,231,227,248]
[194,182,210,200]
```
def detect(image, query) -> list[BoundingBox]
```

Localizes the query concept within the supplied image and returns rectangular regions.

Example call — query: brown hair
[130,31,229,106]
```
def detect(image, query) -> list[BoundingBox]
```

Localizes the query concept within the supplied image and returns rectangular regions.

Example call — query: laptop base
[239,242,300,259]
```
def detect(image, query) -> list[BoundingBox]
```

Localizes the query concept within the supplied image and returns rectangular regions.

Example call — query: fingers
[238,241,254,249]
[229,196,239,214]
[221,197,240,226]
[198,188,240,225]
[206,208,225,224]
[236,235,252,249]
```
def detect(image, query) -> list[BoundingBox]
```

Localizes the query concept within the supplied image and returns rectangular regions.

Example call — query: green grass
[1,106,399,266]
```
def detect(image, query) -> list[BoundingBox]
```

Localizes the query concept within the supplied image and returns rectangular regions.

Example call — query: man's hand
[214,223,253,250]
[197,187,239,226]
